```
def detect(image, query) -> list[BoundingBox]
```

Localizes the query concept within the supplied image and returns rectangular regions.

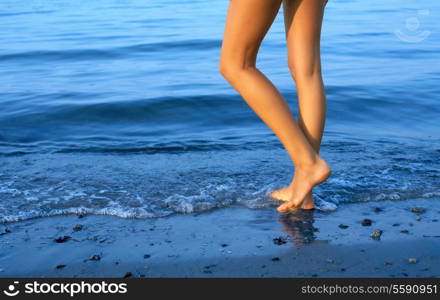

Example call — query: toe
[277,198,304,212]
[277,201,295,212]
[276,205,286,212]
[269,190,285,201]
[269,190,278,198]
[269,187,290,202]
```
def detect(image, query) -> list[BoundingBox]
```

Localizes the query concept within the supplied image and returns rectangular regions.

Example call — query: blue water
[0,0,439,222]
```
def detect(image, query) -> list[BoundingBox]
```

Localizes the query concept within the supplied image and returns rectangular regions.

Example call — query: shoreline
[0,197,439,278]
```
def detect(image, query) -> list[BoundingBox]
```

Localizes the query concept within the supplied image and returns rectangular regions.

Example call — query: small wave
[0,93,266,155]
[0,10,56,17]
[0,93,247,124]
[0,39,220,63]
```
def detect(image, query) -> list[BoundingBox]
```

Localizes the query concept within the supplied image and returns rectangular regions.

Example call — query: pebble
[143,254,151,259]
[338,224,349,229]
[0,227,11,235]
[273,236,288,245]
[373,207,383,213]
[90,254,101,261]
[410,207,426,214]
[204,264,217,270]
[362,219,373,226]
[73,224,83,231]
[271,257,280,262]
[416,216,422,221]
[54,235,71,243]
[55,264,66,269]
[400,229,409,234]
[370,229,383,240]
[408,258,417,264]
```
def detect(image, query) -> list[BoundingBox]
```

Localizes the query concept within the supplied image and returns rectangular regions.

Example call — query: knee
[288,60,322,83]
[218,58,254,83]
[218,60,232,79]
[218,59,240,82]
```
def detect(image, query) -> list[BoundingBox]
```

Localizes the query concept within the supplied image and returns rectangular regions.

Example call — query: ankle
[295,155,320,170]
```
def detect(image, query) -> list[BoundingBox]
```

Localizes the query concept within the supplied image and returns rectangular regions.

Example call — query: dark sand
[0,197,439,278]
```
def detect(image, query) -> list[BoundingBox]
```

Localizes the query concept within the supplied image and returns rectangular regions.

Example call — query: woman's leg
[219,0,331,212]
[269,0,328,211]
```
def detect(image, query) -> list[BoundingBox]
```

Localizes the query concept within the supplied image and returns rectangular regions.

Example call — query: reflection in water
[278,210,319,248]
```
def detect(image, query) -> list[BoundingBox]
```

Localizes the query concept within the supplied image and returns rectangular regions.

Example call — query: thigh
[283,0,327,74]
[220,0,283,68]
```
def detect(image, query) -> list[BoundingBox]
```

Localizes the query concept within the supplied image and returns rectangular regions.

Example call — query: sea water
[0,0,439,222]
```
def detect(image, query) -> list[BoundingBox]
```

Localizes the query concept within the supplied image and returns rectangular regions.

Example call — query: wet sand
[0,197,439,278]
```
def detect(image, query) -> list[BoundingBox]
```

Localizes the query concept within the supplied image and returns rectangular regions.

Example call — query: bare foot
[269,188,315,210]
[276,156,331,213]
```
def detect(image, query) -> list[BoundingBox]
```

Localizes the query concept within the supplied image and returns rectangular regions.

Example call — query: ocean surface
[0,0,439,222]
